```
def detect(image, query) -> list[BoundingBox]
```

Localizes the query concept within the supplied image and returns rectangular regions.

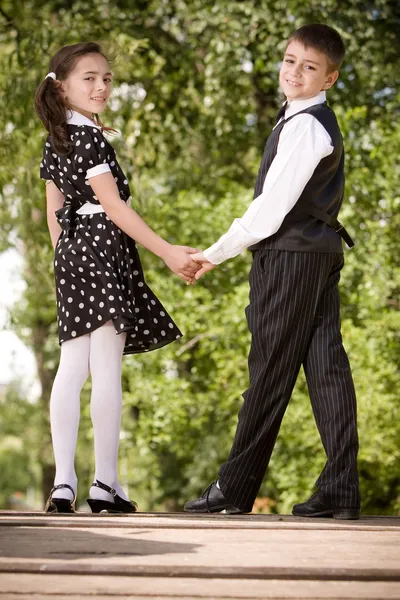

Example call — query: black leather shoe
[184,482,244,514]
[292,492,360,520]
[86,480,138,514]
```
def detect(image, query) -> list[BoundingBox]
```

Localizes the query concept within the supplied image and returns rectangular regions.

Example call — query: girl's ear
[57,80,67,98]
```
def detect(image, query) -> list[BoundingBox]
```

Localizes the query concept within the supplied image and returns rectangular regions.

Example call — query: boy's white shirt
[203,91,333,265]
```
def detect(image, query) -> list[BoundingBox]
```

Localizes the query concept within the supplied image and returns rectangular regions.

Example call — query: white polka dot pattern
[42,124,182,354]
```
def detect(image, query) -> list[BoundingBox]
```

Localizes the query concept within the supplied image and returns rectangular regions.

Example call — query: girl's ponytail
[35,75,72,154]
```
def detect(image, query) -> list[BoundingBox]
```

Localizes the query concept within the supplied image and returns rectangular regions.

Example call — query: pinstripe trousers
[218,250,360,513]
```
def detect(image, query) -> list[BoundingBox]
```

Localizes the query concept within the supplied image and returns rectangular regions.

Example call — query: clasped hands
[162,245,215,284]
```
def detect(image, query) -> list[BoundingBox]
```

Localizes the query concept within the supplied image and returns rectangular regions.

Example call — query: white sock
[50,335,90,500]
[88,322,129,503]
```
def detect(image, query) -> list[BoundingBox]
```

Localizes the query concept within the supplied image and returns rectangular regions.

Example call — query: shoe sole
[184,506,245,515]
[86,498,137,514]
[44,497,76,514]
[292,508,360,520]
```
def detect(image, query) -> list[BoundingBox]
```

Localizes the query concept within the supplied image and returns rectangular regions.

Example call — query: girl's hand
[162,245,201,283]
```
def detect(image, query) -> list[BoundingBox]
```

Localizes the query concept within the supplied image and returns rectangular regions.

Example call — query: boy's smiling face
[279,40,339,101]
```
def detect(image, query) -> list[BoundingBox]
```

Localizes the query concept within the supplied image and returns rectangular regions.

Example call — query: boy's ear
[322,70,339,91]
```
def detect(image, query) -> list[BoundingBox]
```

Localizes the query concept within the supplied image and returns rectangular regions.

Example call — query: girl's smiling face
[60,53,113,118]
[279,40,339,101]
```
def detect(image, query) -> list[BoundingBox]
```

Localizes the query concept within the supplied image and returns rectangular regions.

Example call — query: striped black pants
[218,250,360,513]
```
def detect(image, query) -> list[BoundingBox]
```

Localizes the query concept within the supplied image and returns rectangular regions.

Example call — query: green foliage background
[0,0,398,513]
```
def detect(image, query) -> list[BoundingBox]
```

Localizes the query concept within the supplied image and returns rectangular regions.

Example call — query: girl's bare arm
[46,181,64,248]
[89,173,199,282]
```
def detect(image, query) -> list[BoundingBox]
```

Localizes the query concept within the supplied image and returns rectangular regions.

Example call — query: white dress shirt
[203,91,333,265]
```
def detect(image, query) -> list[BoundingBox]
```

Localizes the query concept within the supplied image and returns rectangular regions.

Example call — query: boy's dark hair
[286,24,345,72]
[35,42,109,154]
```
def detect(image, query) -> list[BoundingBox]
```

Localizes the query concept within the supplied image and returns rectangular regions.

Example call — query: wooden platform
[0,512,399,599]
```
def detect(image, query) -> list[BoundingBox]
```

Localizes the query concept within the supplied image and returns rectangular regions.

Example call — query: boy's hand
[190,252,217,280]
[162,245,201,283]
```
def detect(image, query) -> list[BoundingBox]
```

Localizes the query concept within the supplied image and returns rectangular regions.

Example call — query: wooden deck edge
[1,511,399,520]
[0,513,399,532]
[1,563,399,582]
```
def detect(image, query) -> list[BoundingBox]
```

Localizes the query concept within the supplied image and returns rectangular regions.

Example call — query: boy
[184,24,360,519]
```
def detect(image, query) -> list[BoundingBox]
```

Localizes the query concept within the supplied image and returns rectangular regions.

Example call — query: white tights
[50,322,128,502]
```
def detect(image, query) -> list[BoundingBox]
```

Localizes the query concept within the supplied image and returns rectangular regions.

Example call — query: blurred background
[0,0,398,514]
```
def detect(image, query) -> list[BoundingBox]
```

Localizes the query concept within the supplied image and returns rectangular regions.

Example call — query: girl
[35,42,199,514]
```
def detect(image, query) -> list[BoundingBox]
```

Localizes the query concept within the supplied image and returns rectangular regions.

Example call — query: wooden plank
[0,513,398,599]
[0,574,400,599]
[0,523,399,576]
[0,512,398,531]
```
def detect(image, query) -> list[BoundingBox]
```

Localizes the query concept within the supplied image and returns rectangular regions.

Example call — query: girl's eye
[104,78,112,83]
[85,77,94,81]
[285,59,294,64]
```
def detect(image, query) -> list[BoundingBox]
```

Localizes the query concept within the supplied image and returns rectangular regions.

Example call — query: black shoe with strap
[44,484,76,514]
[86,480,138,514]
[292,491,360,520]
[184,481,245,514]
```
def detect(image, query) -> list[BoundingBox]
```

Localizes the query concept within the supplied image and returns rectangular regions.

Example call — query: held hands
[189,251,216,280]
[162,245,203,283]
[162,246,216,283]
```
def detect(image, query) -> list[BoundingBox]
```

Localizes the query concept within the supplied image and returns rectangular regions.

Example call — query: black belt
[305,205,354,248]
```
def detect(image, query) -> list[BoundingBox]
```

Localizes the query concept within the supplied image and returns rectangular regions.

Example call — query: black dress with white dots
[40,111,182,354]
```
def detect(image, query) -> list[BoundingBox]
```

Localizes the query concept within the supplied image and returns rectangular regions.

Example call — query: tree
[0,0,398,513]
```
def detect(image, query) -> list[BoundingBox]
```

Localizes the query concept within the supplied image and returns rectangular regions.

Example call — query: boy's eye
[85,77,94,81]
[305,65,316,70]
[285,59,294,64]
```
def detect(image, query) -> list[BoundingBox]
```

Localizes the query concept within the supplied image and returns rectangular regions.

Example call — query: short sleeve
[40,141,53,182]
[70,127,111,180]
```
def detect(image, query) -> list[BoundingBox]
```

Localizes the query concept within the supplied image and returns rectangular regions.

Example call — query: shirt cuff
[203,247,224,266]
[86,163,111,179]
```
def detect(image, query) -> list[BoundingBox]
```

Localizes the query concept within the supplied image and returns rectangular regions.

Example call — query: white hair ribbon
[45,72,56,81]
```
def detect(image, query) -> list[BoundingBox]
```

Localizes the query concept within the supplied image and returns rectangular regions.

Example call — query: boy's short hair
[286,24,346,71]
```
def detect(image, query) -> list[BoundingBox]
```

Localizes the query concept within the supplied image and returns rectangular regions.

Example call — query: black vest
[249,102,344,253]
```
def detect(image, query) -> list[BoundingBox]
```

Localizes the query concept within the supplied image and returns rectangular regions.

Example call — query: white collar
[66,110,102,129]
[285,91,327,119]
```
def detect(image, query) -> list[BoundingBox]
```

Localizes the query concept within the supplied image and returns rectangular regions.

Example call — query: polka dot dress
[40,111,182,354]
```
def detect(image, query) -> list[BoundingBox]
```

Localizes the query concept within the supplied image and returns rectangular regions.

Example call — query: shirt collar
[284,91,327,119]
[66,109,102,129]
